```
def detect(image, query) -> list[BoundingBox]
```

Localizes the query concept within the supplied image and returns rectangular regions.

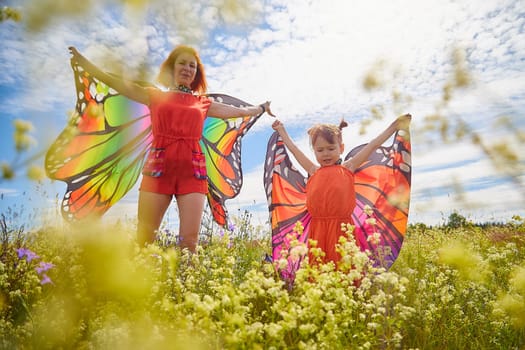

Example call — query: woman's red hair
[157,45,208,94]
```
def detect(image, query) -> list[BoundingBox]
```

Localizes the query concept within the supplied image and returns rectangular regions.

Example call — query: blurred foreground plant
[1,119,45,183]
[0,5,21,22]
[362,47,525,204]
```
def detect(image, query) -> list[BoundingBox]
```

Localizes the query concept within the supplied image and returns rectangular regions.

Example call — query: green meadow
[1,212,524,349]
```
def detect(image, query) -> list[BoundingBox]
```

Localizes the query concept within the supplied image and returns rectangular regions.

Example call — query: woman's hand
[68,46,87,65]
[261,101,276,117]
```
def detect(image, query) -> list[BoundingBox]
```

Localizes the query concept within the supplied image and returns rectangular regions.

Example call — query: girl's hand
[272,119,284,132]
[395,113,412,130]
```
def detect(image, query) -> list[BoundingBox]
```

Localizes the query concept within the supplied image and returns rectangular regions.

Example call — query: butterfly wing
[201,94,263,226]
[345,130,412,268]
[264,131,311,283]
[45,59,153,221]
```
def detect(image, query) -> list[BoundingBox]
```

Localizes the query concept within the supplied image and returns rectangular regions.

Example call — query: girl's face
[312,136,344,166]
[173,52,197,88]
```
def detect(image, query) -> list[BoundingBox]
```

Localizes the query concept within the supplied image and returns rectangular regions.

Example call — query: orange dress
[140,90,211,195]
[306,165,356,264]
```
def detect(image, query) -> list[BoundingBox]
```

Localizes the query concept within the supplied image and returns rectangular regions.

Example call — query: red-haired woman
[69,46,273,251]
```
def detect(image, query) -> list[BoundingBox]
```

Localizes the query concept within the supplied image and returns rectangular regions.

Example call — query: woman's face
[312,136,344,166]
[173,52,197,88]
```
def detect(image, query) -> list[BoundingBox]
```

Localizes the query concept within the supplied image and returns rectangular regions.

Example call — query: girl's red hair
[307,119,348,145]
[157,45,208,94]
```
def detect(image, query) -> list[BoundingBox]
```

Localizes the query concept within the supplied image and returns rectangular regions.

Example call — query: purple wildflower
[228,222,236,232]
[36,261,55,274]
[17,248,40,262]
[16,248,25,259]
[40,274,53,285]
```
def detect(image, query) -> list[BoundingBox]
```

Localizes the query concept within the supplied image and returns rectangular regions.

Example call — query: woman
[69,46,274,251]
[271,114,411,264]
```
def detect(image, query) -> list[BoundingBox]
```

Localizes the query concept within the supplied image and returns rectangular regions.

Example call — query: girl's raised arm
[343,114,411,172]
[69,47,151,106]
[272,120,318,176]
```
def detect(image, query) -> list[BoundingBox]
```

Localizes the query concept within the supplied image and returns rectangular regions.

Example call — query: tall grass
[0,213,524,349]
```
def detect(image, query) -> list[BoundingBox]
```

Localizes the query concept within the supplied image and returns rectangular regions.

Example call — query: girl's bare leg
[137,191,172,246]
[175,192,206,252]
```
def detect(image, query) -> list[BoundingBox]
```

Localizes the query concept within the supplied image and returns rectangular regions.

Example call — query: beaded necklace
[169,85,192,94]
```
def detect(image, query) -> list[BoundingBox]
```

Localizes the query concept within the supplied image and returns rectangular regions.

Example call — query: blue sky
[1,0,524,228]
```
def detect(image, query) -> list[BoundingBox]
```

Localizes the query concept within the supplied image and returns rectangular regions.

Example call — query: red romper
[306,165,356,264]
[140,90,212,195]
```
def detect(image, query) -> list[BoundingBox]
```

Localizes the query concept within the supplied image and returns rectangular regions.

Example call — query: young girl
[271,114,411,264]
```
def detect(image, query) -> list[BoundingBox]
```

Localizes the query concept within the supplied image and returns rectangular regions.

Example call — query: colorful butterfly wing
[201,94,263,226]
[345,130,412,268]
[45,59,153,221]
[264,131,311,283]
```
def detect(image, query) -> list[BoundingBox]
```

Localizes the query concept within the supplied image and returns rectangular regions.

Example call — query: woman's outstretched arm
[208,100,275,119]
[69,46,151,105]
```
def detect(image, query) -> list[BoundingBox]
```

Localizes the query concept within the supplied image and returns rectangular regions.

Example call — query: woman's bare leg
[137,191,172,246]
[176,192,206,252]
